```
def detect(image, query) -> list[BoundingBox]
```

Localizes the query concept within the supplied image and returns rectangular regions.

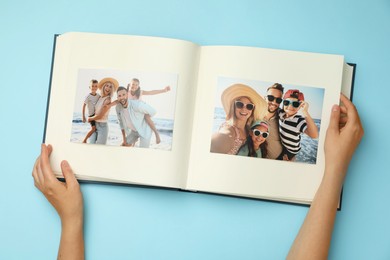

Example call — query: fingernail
[62,160,69,167]
[332,105,339,112]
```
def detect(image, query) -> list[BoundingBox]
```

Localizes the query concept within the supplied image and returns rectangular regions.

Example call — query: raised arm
[32,144,84,260]
[301,101,319,139]
[141,85,170,95]
[210,126,235,154]
[287,94,363,260]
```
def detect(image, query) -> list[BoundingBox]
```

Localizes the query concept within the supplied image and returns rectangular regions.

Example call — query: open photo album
[44,32,355,206]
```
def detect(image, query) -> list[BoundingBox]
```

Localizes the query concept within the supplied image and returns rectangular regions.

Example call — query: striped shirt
[278,110,307,154]
[84,93,101,116]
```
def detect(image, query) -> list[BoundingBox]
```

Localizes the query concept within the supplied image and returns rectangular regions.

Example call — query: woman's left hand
[32,144,83,224]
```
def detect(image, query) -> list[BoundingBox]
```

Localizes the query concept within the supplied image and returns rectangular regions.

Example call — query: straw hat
[221,83,267,120]
[98,77,119,91]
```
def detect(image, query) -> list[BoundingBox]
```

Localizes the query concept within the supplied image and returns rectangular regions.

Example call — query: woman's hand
[287,94,363,260]
[32,144,84,259]
[32,144,83,224]
[325,94,364,176]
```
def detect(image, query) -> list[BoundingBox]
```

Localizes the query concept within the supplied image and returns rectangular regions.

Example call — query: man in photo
[115,86,156,148]
[263,83,284,160]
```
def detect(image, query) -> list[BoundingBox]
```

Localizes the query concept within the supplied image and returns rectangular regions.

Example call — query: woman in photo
[237,120,269,158]
[210,84,267,155]
[88,77,119,145]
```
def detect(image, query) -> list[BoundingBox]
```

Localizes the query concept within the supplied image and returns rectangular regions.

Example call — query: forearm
[287,168,344,260]
[90,106,108,121]
[82,105,86,121]
[142,89,166,95]
[58,217,84,260]
[304,112,318,138]
[288,96,363,260]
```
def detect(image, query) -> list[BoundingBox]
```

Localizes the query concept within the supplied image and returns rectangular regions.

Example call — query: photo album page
[45,32,200,189]
[186,46,350,204]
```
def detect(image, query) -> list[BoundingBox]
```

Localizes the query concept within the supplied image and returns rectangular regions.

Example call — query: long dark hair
[246,135,268,158]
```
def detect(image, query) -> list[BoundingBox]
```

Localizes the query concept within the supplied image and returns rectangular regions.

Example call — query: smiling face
[283,97,300,117]
[90,82,98,94]
[234,97,254,122]
[102,82,114,97]
[266,88,283,114]
[250,124,268,149]
[130,80,140,92]
[117,89,128,107]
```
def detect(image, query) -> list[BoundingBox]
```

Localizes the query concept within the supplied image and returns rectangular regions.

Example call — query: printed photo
[71,69,178,151]
[210,77,325,164]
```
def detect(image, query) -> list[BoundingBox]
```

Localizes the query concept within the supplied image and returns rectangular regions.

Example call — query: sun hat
[250,120,269,131]
[283,89,304,101]
[98,77,119,91]
[221,84,267,120]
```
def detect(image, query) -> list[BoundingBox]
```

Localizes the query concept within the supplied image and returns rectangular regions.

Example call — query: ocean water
[71,113,173,150]
[212,107,321,164]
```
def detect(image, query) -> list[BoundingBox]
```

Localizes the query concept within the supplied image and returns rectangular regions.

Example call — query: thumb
[60,160,78,187]
[46,144,53,156]
[328,104,340,133]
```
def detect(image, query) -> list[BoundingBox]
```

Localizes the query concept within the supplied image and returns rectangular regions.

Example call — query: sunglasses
[266,95,283,104]
[252,129,269,138]
[235,101,255,111]
[283,100,301,108]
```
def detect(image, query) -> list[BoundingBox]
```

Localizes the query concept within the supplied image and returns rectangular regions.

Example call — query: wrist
[61,213,83,230]
[323,165,346,190]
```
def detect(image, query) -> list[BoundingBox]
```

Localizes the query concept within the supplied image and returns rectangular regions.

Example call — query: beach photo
[210,76,325,164]
[70,68,178,151]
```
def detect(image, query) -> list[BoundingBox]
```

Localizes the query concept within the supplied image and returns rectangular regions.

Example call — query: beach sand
[71,116,173,151]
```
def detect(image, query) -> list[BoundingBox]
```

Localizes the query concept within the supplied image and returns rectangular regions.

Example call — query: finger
[339,105,347,115]
[37,157,48,185]
[32,157,43,189]
[339,116,348,125]
[40,144,57,182]
[327,104,341,133]
[60,160,79,188]
[340,94,358,123]
[339,123,346,130]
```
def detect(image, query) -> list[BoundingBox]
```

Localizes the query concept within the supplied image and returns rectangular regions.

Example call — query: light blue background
[1,1,389,259]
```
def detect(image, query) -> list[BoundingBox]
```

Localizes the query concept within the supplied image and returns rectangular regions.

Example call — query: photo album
[44,32,355,206]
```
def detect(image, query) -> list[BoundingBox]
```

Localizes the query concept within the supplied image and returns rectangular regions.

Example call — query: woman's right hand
[324,94,364,176]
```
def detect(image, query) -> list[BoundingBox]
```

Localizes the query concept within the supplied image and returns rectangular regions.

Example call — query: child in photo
[237,120,269,158]
[82,79,100,143]
[277,89,318,160]
[127,78,171,144]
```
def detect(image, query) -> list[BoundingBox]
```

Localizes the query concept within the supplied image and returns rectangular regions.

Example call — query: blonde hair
[226,96,255,129]
[101,82,115,97]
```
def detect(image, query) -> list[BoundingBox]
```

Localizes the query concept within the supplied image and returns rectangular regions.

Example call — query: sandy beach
[71,113,173,150]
